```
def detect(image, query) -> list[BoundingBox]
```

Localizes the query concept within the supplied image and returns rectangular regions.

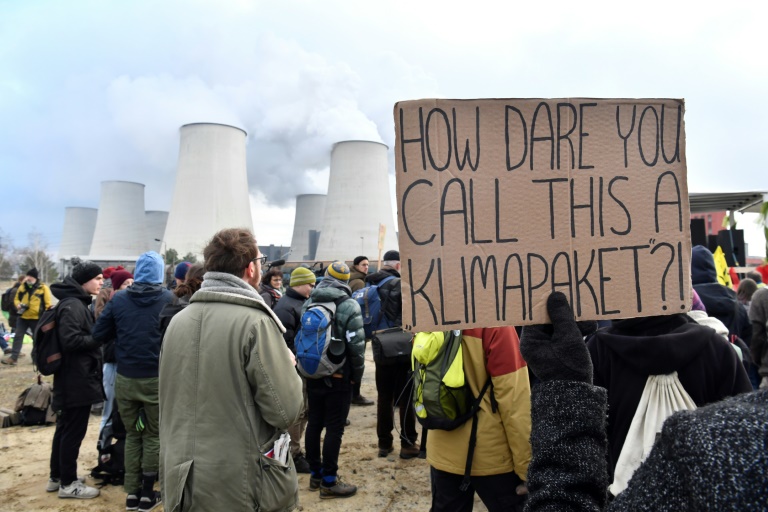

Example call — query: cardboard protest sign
[394,98,690,331]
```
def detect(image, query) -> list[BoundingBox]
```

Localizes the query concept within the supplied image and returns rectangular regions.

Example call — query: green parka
[159,289,304,512]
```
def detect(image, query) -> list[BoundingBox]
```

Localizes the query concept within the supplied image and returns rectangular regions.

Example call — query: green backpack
[411,330,496,490]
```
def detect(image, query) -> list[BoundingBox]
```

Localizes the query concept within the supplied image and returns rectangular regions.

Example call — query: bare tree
[0,229,13,279]
[17,230,59,283]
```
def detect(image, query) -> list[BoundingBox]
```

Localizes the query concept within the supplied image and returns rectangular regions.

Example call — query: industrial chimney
[289,194,327,261]
[145,211,169,253]
[314,141,398,261]
[89,181,148,259]
[59,207,98,259]
[163,123,253,257]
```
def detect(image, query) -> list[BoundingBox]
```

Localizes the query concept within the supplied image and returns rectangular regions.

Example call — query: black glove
[520,292,596,384]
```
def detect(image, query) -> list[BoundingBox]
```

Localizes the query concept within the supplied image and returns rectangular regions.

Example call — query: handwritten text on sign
[394,98,691,330]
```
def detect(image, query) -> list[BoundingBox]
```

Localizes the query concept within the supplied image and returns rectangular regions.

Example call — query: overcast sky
[1,0,766,256]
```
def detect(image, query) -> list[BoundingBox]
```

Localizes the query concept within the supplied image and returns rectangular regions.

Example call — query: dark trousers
[305,375,351,478]
[11,317,37,359]
[375,361,417,448]
[430,467,526,512]
[50,405,92,485]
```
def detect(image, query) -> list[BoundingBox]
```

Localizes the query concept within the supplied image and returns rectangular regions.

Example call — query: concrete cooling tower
[145,211,169,253]
[89,181,148,259]
[163,123,253,257]
[59,207,97,259]
[289,194,327,261]
[314,141,399,261]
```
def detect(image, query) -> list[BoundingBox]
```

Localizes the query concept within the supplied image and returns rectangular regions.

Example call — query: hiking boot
[3,348,11,355]
[351,394,374,406]
[46,476,85,492]
[126,493,141,511]
[377,445,394,458]
[400,444,421,460]
[1,356,17,366]
[319,477,357,499]
[293,454,311,474]
[309,476,321,491]
[58,480,100,499]
[138,491,161,511]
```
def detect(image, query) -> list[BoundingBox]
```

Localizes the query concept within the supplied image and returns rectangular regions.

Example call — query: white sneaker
[58,480,100,499]
[46,476,85,492]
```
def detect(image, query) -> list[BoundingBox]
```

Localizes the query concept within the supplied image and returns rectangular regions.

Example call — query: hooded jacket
[272,287,308,353]
[349,269,367,292]
[302,278,366,384]
[691,245,752,343]
[49,277,104,411]
[365,267,402,326]
[587,314,752,476]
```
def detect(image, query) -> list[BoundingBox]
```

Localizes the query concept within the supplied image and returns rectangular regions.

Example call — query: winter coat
[158,294,191,342]
[427,327,531,480]
[92,282,174,378]
[526,380,768,511]
[302,279,366,384]
[94,288,118,363]
[272,287,308,353]
[14,281,52,320]
[587,314,752,476]
[349,269,367,292]
[691,245,752,343]
[49,277,104,411]
[159,288,303,512]
[365,268,402,325]
[749,287,768,377]
[260,284,282,309]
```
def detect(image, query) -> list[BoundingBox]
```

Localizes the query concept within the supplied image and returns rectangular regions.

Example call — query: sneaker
[351,394,374,406]
[400,444,421,460]
[319,477,357,499]
[293,454,311,474]
[1,356,17,366]
[378,445,394,458]
[138,491,162,511]
[58,480,100,499]
[46,476,85,492]
[309,476,321,491]
[126,493,141,511]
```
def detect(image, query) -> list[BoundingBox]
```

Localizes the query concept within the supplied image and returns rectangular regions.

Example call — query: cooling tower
[314,141,399,261]
[145,211,169,252]
[289,194,327,261]
[59,207,98,259]
[163,123,253,257]
[89,181,148,259]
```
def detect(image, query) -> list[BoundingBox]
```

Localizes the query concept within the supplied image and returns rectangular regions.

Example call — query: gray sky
[1,0,766,255]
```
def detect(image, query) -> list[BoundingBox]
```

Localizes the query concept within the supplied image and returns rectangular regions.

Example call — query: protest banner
[394,98,690,330]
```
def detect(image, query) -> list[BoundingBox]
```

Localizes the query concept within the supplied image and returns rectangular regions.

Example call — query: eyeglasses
[252,255,268,266]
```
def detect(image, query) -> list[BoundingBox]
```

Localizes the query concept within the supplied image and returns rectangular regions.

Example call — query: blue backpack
[352,275,397,339]
[295,297,347,378]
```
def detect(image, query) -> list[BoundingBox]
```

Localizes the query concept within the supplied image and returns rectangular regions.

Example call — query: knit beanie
[26,267,39,279]
[71,259,103,285]
[382,250,400,262]
[175,261,192,280]
[353,255,369,266]
[134,251,165,284]
[325,261,351,283]
[290,267,317,287]
[111,270,134,291]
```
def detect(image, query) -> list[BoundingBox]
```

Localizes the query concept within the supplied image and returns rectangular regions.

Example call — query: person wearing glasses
[259,268,283,309]
[273,266,317,474]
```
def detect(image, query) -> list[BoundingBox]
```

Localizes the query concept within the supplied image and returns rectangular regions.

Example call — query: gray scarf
[201,271,264,302]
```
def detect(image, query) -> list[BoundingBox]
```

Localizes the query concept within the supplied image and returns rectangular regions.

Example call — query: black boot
[138,472,161,512]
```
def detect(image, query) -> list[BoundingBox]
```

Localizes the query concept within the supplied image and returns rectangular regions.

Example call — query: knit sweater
[525,381,768,511]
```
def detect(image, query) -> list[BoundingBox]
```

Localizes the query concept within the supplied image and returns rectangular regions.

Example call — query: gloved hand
[520,292,597,384]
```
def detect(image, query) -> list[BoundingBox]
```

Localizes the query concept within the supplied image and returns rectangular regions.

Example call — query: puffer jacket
[159,287,303,512]
[49,277,104,411]
[14,281,52,320]
[427,327,531,480]
[302,278,366,384]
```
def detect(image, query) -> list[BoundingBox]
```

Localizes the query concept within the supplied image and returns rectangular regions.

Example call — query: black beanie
[382,250,400,262]
[71,258,103,285]
[26,267,39,279]
[353,255,369,266]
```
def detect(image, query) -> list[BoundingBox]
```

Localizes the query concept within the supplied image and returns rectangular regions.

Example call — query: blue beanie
[175,262,192,280]
[134,251,165,284]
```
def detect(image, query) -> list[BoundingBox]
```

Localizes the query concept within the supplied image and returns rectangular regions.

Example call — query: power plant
[59,207,98,260]
[89,181,148,259]
[314,140,398,261]
[163,123,253,257]
[145,211,169,253]
[289,194,327,261]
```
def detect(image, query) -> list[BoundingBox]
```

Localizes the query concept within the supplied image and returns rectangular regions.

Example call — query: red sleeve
[465,327,527,377]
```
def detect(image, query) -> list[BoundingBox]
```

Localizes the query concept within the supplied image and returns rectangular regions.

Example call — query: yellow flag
[713,246,733,288]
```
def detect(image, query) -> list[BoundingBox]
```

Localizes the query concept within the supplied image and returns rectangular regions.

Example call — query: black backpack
[1,286,15,312]
[32,298,76,375]
[91,405,126,486]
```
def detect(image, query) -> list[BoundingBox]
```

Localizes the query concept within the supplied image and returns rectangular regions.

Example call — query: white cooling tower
[145,211,169,252]
[315,141,399,261]
[59,207,98,259]
[289,194,327,261]
[89,181,148,259]
[163,123,253,257]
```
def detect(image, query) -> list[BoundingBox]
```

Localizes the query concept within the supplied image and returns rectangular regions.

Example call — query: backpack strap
[460,376,494,491]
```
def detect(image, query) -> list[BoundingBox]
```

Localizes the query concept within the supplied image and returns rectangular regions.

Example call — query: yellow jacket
[14,281,52,320]
[426,327,531,480]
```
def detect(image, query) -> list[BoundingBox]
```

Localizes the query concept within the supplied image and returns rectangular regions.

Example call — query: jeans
[305,375,351,477]
[99,362,117,434]
[375,361,418,448]
[49,405,91,486]
[430,467,526,512]
[116,374,159,493]
[11,317,37,359]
